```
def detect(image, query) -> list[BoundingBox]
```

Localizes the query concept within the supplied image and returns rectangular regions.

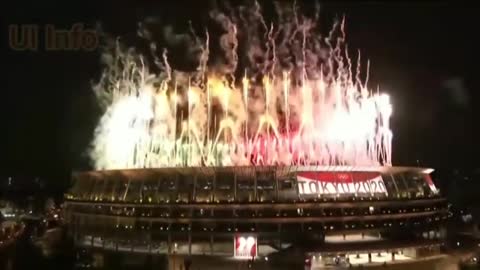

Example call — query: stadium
[63,165,448,269]
[63,4,450,268]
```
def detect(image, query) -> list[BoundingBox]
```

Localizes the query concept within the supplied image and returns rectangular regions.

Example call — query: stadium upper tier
[66,166,439,203]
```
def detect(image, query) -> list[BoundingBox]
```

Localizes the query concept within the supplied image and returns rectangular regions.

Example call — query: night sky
[2,1,477,185]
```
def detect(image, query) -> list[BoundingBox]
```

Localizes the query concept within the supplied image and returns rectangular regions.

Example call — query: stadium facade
[64,166,448,269]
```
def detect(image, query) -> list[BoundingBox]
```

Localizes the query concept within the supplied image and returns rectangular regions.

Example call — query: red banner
[297,172,387,195]
[234,235,257,259]
[423,174,438,193]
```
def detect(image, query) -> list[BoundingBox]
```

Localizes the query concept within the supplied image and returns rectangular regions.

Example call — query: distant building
[0,201,17,220]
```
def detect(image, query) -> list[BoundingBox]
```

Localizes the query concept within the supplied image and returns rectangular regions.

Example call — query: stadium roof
[73,166,434,181]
